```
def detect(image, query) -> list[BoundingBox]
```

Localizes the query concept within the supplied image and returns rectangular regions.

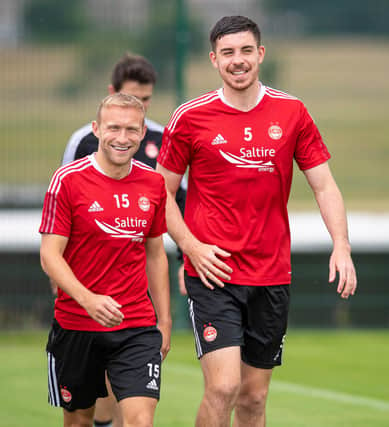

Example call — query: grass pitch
[0,329,388,426]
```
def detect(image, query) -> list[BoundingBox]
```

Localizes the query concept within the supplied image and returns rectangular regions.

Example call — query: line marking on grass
[165,362,389,412]
[270,380,389,412]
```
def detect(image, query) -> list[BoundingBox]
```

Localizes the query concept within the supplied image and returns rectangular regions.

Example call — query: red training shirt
[158,85,330,286]
[40,155,167,331]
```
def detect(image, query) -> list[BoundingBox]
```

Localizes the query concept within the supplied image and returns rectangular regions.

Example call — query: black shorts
[46,319,162,411]
[185,274,290,369]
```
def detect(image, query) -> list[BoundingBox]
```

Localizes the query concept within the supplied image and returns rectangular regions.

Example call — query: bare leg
[118,396,157,427]
[94,373,122,427]
[233,362,273,427]
[196,346,241,427]
[63,406,95,427]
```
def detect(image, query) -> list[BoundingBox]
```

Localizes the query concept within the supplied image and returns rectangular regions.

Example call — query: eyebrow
[219,44,256,53]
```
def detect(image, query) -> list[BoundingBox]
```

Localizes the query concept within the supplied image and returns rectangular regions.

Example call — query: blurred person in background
[157,15,357,427]
[40,93,171,427]
[58,53,186,427]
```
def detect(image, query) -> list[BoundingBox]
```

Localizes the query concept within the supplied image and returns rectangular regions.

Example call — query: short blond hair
[96,92,145,124]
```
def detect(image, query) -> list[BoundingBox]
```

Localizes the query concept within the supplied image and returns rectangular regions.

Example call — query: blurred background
[1,0,389,330]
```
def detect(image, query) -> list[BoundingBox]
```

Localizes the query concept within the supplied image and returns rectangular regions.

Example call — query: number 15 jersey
[158,84,330,286]
[40,155,167,331]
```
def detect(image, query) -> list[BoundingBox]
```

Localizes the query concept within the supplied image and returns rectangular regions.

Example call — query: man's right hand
[83,294,124,328]
[185,240,232,290]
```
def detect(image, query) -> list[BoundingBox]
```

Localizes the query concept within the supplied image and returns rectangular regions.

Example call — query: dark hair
[111,54,157,92]
[209,16,261,51]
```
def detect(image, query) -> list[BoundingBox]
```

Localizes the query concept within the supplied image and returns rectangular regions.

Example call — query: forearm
[41,250,92,308]
[165,189,200,256]
[314,184,351,250]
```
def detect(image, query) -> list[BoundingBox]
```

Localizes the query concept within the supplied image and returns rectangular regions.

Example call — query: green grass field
[0,329,388,426]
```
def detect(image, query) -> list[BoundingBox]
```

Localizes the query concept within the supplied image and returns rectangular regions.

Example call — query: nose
[116,128,128,143]
[231,53,244,66]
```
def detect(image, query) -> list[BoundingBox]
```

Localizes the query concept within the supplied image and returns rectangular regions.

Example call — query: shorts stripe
[188,298,203,358]
[47,352,60,406]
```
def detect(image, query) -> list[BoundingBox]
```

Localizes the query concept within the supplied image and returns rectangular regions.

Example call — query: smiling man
[40,93,171,427]
[156,15,357,427]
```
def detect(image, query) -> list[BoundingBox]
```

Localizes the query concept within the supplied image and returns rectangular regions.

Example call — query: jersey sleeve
[157,110,192,175]
[39,173,72,237]
[294,103,331,170]
[148,177,168,238]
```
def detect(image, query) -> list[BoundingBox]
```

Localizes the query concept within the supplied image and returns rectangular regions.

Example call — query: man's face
[209,31,265,92]
[92,105,146,169]
[119,80,154,112]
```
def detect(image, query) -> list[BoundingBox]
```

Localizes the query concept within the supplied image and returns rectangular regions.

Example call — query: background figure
[59,53,187,427]
[157,15,356,427]
[40,93,171,427]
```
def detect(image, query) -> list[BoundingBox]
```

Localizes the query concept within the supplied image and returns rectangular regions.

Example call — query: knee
[205,380,241,407]
[121,412,153,427]
[236,386,269,415]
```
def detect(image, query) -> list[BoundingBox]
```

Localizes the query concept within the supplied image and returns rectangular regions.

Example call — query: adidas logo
[88,201,104,212]
[211,134,227,145]
[146,379,158,391]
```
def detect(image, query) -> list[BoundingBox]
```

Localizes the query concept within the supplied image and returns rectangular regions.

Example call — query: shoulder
[166,90,220,131]
[48,157,93,193]
[132,159,165,182]
[263,85,303,106]
[264,85,299,100]
[132,159,159,176]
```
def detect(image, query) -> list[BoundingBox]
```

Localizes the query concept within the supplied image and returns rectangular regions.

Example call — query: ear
[141,124,147,141]
[209,51,218,69]
[107,84,115,95]
[258,46,266,65]
[91,120,100,139]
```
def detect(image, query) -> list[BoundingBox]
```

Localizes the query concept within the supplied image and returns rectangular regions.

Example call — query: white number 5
[244,127,252,141]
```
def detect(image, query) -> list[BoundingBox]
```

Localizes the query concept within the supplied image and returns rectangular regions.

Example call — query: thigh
[63,406,95,427]
[119,396,158,426]
[200,346,242,389]
[242,285,290,369]
[46,319,107,411]
[106,327,163,402]
[185,273,244,359]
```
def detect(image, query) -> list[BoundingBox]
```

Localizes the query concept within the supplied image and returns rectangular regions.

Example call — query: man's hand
[329,242,357,299]
[186,240,233,290]
[82,294,124,327]
[158,320,172,361]
[177,263,187,295]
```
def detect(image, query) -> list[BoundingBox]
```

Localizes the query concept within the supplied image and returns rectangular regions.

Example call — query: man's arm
[303,162,357,298]
[145,235,172,360]
[156,163,232,289]
[40,233,124,326]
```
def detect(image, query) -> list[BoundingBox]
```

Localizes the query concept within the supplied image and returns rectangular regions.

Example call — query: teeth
[113,146,129,151]
[232,71,245,75]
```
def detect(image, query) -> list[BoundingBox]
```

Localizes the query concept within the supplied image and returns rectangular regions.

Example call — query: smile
[112,145,130,151]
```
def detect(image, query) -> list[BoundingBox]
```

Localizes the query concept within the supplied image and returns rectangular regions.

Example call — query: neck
[94,152,131,180]
[222,81,261,112]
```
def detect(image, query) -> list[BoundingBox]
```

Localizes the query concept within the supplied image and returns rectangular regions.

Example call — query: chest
[69,176,158,242]
[189,107,300,178]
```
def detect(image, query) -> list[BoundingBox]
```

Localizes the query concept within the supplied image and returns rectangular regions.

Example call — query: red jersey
[40,154,167,331]
[158,85,330,286]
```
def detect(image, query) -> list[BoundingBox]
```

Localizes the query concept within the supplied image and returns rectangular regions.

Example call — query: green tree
[262,0,389,35]
[23,0,87,42]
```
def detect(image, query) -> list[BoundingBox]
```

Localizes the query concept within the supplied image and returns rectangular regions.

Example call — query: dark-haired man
[157,15,357,427]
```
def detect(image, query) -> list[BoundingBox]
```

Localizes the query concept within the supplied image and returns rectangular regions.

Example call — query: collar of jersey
[217,81,266,112]
[89,153,133,178]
